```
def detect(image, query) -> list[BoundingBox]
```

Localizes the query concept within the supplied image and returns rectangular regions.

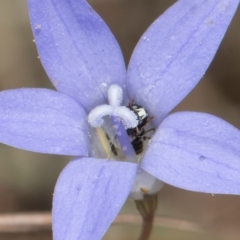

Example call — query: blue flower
[0,0,239,239]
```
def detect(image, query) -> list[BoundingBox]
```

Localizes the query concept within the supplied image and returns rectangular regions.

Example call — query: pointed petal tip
[53,157,138,240]
[127,0,239,125]
[0,88,89,156]
[28,0,126,112]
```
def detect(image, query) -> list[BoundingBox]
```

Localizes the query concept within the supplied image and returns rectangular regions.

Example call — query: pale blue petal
[28,0,126,112]
[127,0,239,125]
[0,88,89,156]
[142,112,240,194]
[53,157,138,240]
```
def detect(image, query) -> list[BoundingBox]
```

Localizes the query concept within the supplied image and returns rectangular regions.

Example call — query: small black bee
[127,100,154,154]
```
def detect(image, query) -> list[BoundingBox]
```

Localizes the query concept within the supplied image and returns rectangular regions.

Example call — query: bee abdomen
[131,137,143,155]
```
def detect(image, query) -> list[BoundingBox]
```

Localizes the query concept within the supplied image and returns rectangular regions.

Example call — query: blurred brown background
[1,0,240,239]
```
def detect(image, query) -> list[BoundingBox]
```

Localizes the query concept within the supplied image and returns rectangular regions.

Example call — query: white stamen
[114,106,138,129]
[108,84,123,107]
[88,84,138,129]
[88,105,113,127]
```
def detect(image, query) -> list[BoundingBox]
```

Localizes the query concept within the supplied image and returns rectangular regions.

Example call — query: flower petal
[53,157,138,240]
[28,0,126,112]
[141,112,240,194]
[127,0,239,125]
[0,88,89,156]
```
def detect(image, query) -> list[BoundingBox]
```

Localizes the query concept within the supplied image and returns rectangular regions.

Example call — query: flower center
[88,84,153,163]
[87,84,163,199]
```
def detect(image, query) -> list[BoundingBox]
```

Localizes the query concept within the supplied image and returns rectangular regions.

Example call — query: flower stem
[137,214,154,240]
[135,194,158,240]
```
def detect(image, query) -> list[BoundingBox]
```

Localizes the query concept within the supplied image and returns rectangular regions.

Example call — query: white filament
[88,84,138,129]
[108,84,123,107]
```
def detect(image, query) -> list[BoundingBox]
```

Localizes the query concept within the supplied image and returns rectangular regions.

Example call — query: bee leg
[145,116,154,124]
[141,116,155,129]
[144,128,155,134]
[143,136,151,140]
[142,128,155,141]
[136,127,141,134]
[128,99,135,109]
